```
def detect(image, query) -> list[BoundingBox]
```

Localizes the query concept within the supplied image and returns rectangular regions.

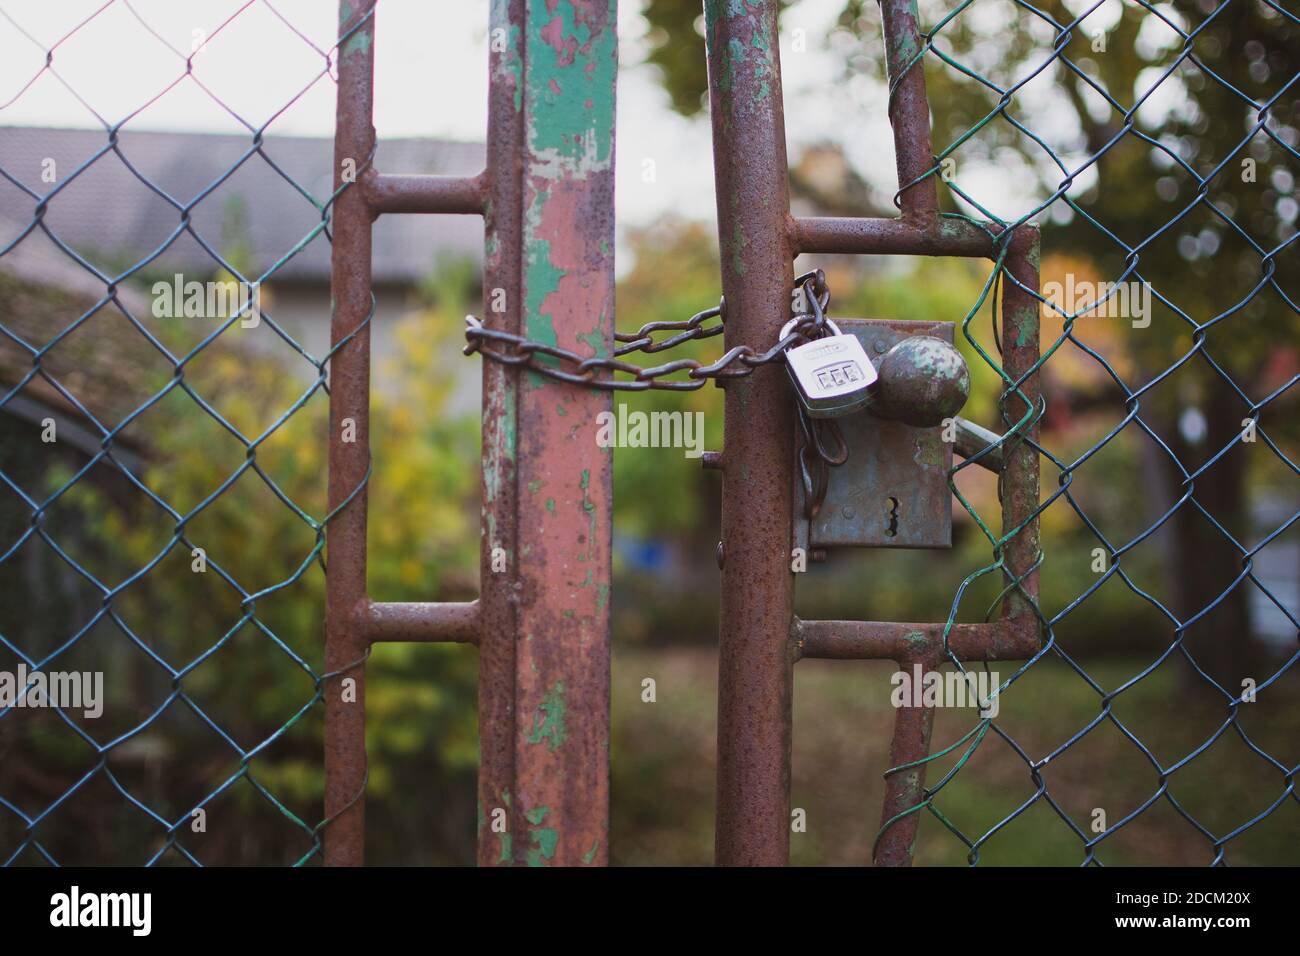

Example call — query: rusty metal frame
[704,0,1041,865]
[325,0,616,867]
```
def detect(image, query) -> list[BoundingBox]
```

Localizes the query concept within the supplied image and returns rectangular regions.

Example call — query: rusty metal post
[704,0,797,866]
[997,227,1043,622]
[874,646,939,866]
[697,0,1041,868]
[501,0,617,866]
[324,0,376,867]
[881,0,938,225]
[475,0,526,868]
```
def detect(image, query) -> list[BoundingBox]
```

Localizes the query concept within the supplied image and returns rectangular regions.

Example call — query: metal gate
[703,0,1042,866]
[323,0,615,866]
[3,0,1295,867]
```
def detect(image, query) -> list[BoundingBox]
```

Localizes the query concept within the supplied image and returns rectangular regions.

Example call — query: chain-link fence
[858,0,1299,864]
[0,1,372,865]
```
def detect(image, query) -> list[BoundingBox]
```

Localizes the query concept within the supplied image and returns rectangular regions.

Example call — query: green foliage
[10,287,482,864]
[612,218,725,539]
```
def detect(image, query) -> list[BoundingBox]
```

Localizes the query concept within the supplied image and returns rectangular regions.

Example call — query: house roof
[0,227,166,445]
[0,126,484,285]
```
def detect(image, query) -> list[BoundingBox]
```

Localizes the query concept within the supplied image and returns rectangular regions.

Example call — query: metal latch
[793,318,1002,553]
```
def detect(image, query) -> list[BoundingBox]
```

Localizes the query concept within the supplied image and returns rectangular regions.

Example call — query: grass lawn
[611,647,1300,866]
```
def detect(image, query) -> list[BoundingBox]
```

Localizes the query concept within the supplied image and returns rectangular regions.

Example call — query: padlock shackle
[779,316,841,341]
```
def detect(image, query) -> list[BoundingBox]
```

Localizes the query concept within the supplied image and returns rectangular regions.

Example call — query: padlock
[780,316,878,418]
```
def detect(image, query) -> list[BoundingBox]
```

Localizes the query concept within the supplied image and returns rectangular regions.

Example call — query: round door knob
[871,335,970,428]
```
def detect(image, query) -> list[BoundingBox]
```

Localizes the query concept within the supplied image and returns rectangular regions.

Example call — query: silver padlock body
[785,332,877,418]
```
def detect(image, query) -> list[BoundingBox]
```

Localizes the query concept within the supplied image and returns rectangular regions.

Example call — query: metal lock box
[794,319,962,551]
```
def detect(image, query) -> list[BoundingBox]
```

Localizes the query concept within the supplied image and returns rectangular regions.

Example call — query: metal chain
[464,269,833,389]
[464,269,848,516]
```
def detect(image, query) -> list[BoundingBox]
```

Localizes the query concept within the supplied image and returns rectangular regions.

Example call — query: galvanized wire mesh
[0,1,373,865]
[871,0,1299,864]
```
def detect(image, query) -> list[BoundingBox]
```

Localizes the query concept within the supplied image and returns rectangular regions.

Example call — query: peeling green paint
[525,0,617,171]
[528,478,543,494]
[340,3,372,60]
[750,30,772,101]
[718,37,745,93]
[545,497,556,513]
[524,806,560,867]
[517,2,614,368]
[884,0,924,63]
[526,681,568,751]
[578,468,598,564]
[582,840,600,864]
[523,190,564,348]
[577,326,606,357]
[706,3,774,113]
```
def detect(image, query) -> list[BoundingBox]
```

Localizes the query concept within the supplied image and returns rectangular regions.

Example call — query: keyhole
[884,496,899,538]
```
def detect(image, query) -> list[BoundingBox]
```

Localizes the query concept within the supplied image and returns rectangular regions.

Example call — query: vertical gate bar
[324,0,377,867]
[880,0,938,225]
[704,0,797,867]
[874,648,939,866]
[998,228,1042,620]
[476,0,525,867]
[509,0,616,866]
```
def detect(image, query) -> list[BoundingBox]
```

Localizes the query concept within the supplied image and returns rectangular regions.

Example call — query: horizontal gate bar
[363,171,488,216]
[363,601,480,645]
[790,215,1028,258]
[793,615,1040,663]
